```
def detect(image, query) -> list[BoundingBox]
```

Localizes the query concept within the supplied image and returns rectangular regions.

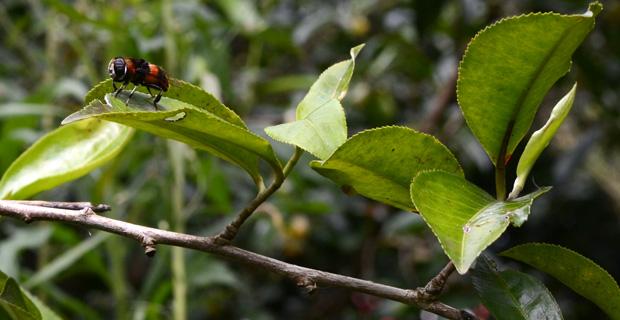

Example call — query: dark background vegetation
[1,0,618,319]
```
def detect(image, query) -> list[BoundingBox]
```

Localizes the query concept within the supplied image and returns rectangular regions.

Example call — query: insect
[107,57,169,109]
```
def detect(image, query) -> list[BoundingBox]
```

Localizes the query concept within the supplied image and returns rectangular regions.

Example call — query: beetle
[107,57,169,109]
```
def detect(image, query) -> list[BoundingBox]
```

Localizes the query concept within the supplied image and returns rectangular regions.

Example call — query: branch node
[22,214,32,224]
[92,204,112,213]
[215,225,238,244]
[421,262,455,300]
[295,276,317,294]
[81,207,96,216]
[405,288,422,303]
[141,236,157,257]
[144,245,157,257]
[214,236,230,246]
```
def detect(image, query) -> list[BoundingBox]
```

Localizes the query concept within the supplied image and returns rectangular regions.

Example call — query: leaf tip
[308,160,323,168]
[350,43,365,58]
[454,260,474,275]
[60,113,82,125]
[586,2,603,17]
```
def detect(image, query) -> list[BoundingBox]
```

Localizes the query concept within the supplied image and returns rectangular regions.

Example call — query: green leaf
[509,84,576,199]
[265,44,364,160]
[310,126,462,211]
[502,243,620,320]
[457,3,601,166]
[0,119,134,200]
[63,89,281,187]
[0,269,41,320]
[84,78,247,128]
[410,171,549,274]
[472,255,563,320]
[26,293,62,320]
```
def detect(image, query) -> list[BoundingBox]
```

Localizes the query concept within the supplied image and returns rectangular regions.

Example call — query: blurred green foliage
[0,0,618,319]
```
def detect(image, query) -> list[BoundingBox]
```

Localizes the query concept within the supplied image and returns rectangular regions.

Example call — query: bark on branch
[0,200,475,320]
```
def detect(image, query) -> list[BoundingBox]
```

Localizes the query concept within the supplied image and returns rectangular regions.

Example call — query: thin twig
[421,262,456,299]
[3,200,110,213]
[0,200,475,320]
[215,147,304,242]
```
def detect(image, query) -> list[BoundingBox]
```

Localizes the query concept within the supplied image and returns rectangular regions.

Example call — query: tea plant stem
[2,200,110,212]
[0,200,476,320]
[215,147,303,242]
[422,262,455,298]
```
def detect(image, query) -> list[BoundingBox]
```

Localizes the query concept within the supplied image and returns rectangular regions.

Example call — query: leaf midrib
[490,266,530,319]
[498,16,587,164]
[319,159,412,209]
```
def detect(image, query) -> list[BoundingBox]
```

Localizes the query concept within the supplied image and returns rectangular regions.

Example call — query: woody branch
[0,200,475,320]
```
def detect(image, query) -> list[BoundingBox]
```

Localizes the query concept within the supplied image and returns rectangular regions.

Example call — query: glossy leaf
[509,84,576,199]
[502,243,620,319]
[0,119,133,200]
[0,269,41,320]
[310,126,463,211]
[410,171,549,274]
[457,3,601,166]
[265,44,364,159]
[63,90,281,186]
[84,78,246,128]
[472,255,563,320]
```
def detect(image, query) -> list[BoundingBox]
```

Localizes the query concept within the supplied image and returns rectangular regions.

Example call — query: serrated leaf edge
[70,97,282,178]
[265,100,347,159]
[411,172,549,273]
[84,78,247,129]
[501,242,620,293]
[456,4,599,166]
[328,125,464,175]
[410,169,484,272]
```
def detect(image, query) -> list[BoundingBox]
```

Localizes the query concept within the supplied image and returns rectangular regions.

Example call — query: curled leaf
[411,171,549,273]
[509,83,576,199]
[457,3,600,166]
[265,44,364,159]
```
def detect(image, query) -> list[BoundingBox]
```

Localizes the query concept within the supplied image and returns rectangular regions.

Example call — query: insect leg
[125,86,138,105]
[153,88,163,110]
[146,87,154,97]
[114,81,128,97]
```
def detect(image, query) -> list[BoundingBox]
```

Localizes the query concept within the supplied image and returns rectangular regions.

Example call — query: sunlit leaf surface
[265,44,364,159]
[457,3,600,166]
[0,119,133,200]
[410,171,549,273]
[63,82,281,186]
[311,126,462,211]
[509,83,576,198]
